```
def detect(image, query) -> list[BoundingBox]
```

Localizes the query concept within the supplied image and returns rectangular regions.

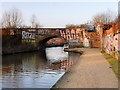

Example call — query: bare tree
[31,15,36,28]
[2,8,23,28]
[30,14,41,28]
[92,10,116,25]
[66,24,76,28]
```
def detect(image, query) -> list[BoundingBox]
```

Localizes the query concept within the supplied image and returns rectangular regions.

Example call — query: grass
[101,51,119,78]
[51,84,56,88]
[65,70,70,75]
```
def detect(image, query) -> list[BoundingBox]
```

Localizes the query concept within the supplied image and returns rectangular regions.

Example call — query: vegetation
[1,8,42,28]
[1,8,23,28]
[66,24,79,28]
[1,8,42,55]
[66,10,118,30]
[30,14,41,28]
[92,10,117,25]
[65,70,70,75]
[65,23,93,31]
[101,51,119,78]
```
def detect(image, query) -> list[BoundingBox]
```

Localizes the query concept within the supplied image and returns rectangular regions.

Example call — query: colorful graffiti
[103,31,119,59]
[96,23,120,59]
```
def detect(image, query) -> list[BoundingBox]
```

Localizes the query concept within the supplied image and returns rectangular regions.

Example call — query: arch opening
[38,36,68,49]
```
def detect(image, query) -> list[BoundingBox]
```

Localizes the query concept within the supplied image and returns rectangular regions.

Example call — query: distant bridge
[2,27,85,54]
[2,27,85,48]
[17,27,67,47]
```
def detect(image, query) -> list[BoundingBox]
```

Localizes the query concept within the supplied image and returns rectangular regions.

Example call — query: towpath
[53,48,118,88]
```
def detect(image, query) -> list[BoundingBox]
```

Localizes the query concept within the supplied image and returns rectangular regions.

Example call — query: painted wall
[83,37,89,47]
[95,23,119,59]
[60,28,85,41]
[102,23,119,59]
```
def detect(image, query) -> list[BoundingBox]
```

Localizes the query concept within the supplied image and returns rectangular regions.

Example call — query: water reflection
[46,47,68,64]
[2,47,80,88]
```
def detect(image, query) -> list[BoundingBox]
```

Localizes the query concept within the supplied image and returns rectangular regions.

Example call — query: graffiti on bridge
[22,31,36,39]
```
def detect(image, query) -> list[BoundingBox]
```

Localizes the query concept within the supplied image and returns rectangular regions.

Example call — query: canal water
[2,47,80,88]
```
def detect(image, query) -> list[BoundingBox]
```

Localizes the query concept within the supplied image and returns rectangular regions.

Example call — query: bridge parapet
[2,27,66,46]
[35,28,60,43]
[37,28,59,36]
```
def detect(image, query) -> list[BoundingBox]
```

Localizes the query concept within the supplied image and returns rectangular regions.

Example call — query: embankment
[52,48,118,88]
[2,35,43,55]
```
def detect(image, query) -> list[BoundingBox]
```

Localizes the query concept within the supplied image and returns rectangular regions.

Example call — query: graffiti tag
[22,31,35,39]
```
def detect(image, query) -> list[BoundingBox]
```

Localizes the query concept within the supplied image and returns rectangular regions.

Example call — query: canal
[2,46,80,88]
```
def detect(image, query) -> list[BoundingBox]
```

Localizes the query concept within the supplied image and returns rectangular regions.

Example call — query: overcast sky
[0,1,119,27]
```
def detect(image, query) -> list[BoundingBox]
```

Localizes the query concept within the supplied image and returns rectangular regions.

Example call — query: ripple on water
[2,47,80,88]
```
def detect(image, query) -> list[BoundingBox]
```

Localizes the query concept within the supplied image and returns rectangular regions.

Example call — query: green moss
[101,51,105,54]
[107,58,118,78]
[65,70,70,74]
[51,84,57,90]
[52,84,56,88]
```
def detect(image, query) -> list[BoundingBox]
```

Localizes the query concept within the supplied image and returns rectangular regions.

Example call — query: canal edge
[50,48,83,89]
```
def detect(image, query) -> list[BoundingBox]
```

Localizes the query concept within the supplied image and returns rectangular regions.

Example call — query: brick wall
[60,28,85,41]
[87,32,101,48]
[103,23,120,59]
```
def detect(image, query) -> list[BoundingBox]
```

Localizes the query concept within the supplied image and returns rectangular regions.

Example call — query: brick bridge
[18,28,67,47]
[2,27,85,48]
[36,28,65,44]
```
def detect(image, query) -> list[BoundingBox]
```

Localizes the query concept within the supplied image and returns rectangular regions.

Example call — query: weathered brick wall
[87,32,101,48]
[60,28,85,41]
[101,23,120,59]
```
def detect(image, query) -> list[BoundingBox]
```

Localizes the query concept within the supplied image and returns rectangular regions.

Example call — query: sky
[0,1,119,27]
[118,2,120,14]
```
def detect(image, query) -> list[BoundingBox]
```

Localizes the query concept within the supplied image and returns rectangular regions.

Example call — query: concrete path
[54,48,118,88]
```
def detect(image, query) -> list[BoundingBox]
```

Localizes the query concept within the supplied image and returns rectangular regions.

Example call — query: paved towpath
[54,48,118,88]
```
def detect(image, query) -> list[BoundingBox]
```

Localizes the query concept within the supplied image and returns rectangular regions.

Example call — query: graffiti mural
[103,32,119,59]
[99,22,120,59]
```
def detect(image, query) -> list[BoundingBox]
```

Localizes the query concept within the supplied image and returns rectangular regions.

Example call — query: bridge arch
[38,35,59,45]
[37,35,67,49]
